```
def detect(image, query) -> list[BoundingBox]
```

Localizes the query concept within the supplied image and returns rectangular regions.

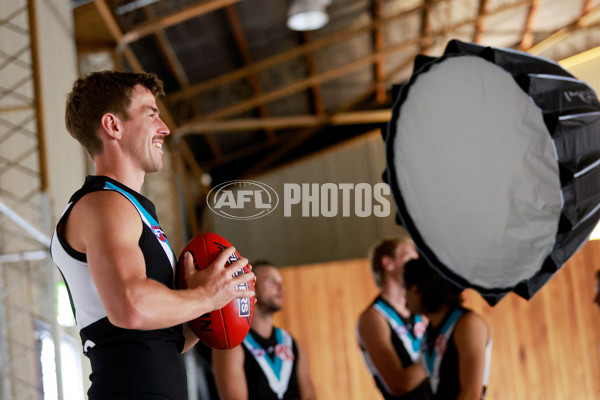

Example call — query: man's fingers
[225,256,248,272]
[232,271,255,286]
[183,251,196,271]
[211,246,237,269]
[235,289,255,299]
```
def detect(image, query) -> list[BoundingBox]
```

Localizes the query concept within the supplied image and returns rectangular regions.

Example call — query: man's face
[119,85,169,173]
[405,284,422,315]
[254,265,284,314]
[393,241,419,269]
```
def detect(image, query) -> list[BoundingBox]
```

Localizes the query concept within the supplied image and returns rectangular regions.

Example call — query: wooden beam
[419,0,433,53]
[142,7,190,87]
[371,0,386,104]
[167,5,423,102]
[93,0,176,130]
[0,104,33,113]
[200,133,290,169]
[177,110,391,134]
[120,0,241,45]
[472,0,488,43]
[519,0,540,50]
[141,6,225,158]
[169,0,530,105]
[94,0,144,72]
[224,5,275,141]
[241,83,385,177]
[182,39,417,124]
[181,54,414,171]
[27,0,48,191]
[526,5,600,55]
[301,31,325,115]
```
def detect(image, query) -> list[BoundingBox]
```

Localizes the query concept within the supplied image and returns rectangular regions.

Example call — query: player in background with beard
[213,261,317,400]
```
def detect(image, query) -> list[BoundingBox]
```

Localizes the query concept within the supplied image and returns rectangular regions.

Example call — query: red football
[176,232,254,349]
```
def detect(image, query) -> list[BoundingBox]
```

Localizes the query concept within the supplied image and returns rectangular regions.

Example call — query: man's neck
[94,160,145,192]
[251,310,275,339]
[380,281,410,318]
[425,306,450,328]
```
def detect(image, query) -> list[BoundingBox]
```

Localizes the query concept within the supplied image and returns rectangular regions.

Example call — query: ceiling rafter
[201,133,290,170]
[178,54,417,138]
[177,110,391,134]
[169,0,530,109]
[167,5,424,102]
[472,0,488,43]
[180,38,418,125]
[93,0,144,83]
[140,5,223,158]
[525,5,600,55]
[179,0,532,128]
[80,0,600,186]
[241,86,384,177]
[119,0,241,45]
[141,7,189,87]
[519,0,540,50]
[224,5,275,141]
[419,0,433,53]
[371,0,386,103]
[239,53,419,177]
[301,31,325,115]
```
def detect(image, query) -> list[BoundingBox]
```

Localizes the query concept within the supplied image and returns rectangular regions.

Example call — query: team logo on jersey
[394,325,408,336]
[275,344,294,361]
[83,340,96,355]
[151,225,167,242]
[434,334,449,354]
[414,320,426,337]
[251,348,266,357]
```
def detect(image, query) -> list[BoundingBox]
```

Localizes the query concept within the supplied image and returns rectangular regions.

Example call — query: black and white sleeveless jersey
[357,296,430,400]
[242,327,300,400]
[50,176,187,399]
[423,307,492,400]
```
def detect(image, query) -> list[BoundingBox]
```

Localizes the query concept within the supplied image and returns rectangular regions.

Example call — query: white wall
[38,0,86,223]
[209,132,405,266]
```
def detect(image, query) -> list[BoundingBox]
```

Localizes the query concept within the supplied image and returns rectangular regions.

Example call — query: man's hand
[181,247,255,311]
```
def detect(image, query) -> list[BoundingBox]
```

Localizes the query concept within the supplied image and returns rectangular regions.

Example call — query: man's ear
[100,113,122,140]
[381,255,394,271]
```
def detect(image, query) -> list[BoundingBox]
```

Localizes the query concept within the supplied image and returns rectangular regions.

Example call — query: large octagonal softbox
[385,40,600,305]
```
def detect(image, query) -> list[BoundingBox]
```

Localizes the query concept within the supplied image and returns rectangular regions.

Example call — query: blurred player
[404,258,491,400]
[357,233,430,399]
[213,261,316,400]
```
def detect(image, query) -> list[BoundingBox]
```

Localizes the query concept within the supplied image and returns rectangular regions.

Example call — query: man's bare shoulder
[65,191,142,252]
[358,305,388,336]
[454,310,490,346]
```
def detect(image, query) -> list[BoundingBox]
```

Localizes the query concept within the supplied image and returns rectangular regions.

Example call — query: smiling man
[50,71,255,400]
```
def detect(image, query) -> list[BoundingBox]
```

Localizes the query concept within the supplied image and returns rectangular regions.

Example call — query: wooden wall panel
[272,241,600,400]
[273,258,381,400]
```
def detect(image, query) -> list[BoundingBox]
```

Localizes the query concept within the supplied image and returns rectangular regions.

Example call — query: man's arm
[212,345,248,400]
[454,312,489,400]
[357,308,426,395]
[66,191,254,331]
[296,342,317,400]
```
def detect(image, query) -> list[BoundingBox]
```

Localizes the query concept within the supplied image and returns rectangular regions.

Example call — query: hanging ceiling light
[287,0,331,32]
